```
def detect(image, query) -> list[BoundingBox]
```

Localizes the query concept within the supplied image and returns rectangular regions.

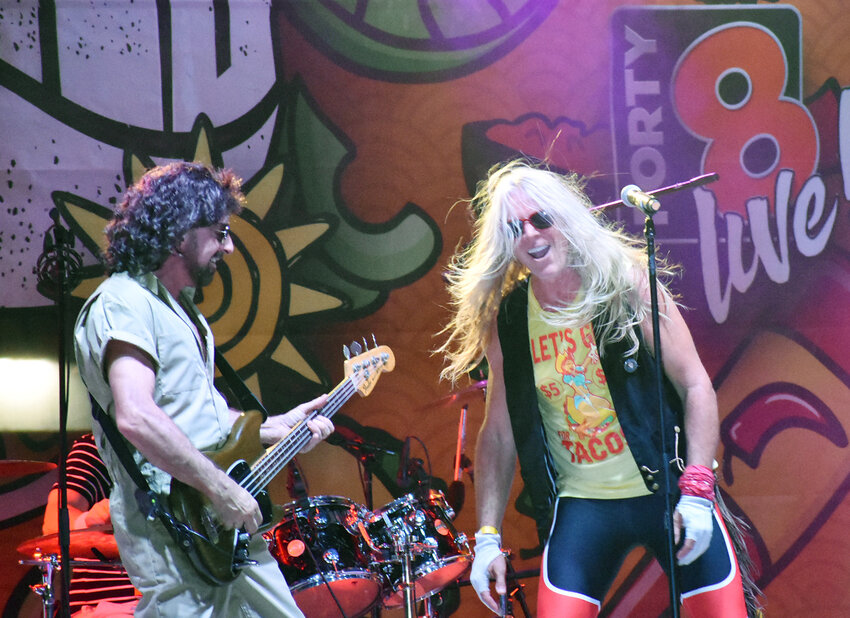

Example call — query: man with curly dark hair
[73,161,334,617]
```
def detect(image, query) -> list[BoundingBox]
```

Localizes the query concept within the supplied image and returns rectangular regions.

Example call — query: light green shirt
[74,271,232,495]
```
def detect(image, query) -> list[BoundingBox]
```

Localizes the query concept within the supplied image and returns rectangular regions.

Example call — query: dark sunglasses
[507,211,555,238]
[215,224,231,244]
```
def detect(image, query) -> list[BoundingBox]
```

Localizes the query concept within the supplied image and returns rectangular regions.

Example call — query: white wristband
[470,531,503,598]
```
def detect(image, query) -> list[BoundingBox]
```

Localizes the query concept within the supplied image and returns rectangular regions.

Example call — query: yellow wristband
[478,525,500,535]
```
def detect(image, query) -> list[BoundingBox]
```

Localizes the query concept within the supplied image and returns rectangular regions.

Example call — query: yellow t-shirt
[528,284,650,499]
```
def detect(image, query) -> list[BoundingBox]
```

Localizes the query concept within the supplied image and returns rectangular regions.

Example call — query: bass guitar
[168,342,395,584]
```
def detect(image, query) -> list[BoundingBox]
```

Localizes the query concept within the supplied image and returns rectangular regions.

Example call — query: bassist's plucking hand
[206,468,263,534]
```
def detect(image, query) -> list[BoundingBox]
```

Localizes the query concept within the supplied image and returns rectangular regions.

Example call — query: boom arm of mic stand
[591,172,719,211]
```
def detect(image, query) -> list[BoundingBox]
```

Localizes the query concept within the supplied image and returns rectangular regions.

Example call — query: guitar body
[168,409,271,585]
[166,344,395,586]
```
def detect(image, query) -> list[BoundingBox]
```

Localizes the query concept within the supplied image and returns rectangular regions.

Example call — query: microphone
[328,426,396,457]
[397,436,410,488]
[620,184,660,215]
[35,208,83,300]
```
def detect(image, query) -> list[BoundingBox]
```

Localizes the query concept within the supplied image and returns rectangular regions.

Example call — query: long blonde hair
[438,159,678,383]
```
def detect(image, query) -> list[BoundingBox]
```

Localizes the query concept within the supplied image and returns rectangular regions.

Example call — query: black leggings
[539,492,746,615]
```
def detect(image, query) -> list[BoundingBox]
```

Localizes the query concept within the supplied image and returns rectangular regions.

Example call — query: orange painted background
[2,1,850,615]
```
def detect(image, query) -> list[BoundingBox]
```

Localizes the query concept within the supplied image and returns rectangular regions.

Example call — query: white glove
[470,531,503,600]
[675,495,713,565]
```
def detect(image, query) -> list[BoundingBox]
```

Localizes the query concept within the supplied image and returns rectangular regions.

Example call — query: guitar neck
[239,375,358,496]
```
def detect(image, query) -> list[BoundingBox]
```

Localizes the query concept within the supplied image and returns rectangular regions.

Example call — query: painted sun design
[54,119,343,395]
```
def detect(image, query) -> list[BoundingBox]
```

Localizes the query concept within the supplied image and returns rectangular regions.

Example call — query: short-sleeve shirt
[73,271,232,495]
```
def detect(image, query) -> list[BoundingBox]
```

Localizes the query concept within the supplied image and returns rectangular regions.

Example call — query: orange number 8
[672,24,818,215]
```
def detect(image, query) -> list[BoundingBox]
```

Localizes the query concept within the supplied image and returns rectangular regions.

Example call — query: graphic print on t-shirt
[532,322,629,467]
[554,329,615,439]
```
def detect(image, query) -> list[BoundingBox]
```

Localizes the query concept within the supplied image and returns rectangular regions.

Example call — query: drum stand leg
[395,524,417,618]
[23,554,60,618]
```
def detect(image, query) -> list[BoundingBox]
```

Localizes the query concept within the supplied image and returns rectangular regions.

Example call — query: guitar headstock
[343,339,395,397]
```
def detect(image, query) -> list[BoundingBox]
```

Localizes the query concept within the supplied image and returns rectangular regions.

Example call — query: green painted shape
[364,0,430,39]
[292,89,439,285]
[297,258,383,310]
[286,2,540,75]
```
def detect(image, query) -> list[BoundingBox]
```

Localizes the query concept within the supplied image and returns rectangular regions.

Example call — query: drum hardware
[18,555,126,618]
[17,524,120,561]
[16,523,124,617]
[386,515,417,618]
[381,512,452,618]
[383,515,450,618]
[18,554,59,618]
[266,496,382,618]
[368,490,471,610]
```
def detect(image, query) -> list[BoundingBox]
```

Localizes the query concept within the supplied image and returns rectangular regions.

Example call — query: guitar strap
[90,399,197,553]
[213,348,268,422]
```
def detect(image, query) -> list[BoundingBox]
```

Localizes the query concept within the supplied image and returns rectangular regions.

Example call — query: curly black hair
[104,161,245,274]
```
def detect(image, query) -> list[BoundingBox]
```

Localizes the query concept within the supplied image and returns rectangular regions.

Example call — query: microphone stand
[35,209,82,618]
[605,173,721,616]
[641,209,681,618]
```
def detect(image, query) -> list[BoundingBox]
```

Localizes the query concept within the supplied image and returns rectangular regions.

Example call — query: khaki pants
[111,483,303,618]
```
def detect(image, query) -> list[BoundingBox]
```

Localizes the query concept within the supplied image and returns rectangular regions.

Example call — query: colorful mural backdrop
[2,1,850,615]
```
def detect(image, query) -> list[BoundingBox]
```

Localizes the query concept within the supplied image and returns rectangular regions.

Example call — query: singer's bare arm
[636,276,718,470]
[476,331,517,530]
[472,324,516,613]
[638,275,719,562]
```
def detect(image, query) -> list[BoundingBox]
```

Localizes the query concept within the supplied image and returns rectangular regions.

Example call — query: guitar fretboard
[239,373,360,496]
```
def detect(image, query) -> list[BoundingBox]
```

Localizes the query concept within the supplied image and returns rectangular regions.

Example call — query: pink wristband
[678,464,715,501]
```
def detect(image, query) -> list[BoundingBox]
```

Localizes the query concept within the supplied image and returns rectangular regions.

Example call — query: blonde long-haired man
[439,160,758,617]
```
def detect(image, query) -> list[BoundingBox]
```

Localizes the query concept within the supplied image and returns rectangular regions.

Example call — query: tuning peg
[371,334,378,348]
[343,344,351,360]
[362,336,369,350]
[351,341,362,355]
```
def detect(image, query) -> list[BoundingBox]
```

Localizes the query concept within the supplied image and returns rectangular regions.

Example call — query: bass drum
[368,490,471,607]
[266,496,381,617]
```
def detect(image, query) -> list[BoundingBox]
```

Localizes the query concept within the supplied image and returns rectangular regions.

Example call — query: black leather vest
[496,279,685,543]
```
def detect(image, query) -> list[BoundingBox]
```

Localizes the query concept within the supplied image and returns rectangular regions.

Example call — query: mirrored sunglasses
[507,211,555,238]
[215,224,231,244]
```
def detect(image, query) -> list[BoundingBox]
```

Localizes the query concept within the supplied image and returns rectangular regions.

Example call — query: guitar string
[199,355,385,552]
[244,380,356,494]
[240,373,362,495]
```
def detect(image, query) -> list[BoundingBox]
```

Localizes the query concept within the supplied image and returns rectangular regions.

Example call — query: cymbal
[417,380,487,411]
[0,460,56,478]
[17,524,120,560]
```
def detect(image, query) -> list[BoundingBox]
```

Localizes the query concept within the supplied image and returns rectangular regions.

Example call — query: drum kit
[15,490,469,618]
[266,488,471,618]
[9,466,470,618]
